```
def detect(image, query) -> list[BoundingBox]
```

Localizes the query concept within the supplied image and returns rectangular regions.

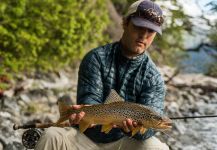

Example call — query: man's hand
[69,105,96,127]
[69,105,86,125]
[113,118,137,133]
[122,118,138,133]
[122,119,137,133]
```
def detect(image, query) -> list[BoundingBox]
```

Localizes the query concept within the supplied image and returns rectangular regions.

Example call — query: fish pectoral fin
[101,124,113,133]
[131,126,141,137]
[140,127,147,134]
[79,120,90,133]
[131,126,147,137]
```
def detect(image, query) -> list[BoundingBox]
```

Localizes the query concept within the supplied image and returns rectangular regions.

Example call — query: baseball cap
[125,0,164,35]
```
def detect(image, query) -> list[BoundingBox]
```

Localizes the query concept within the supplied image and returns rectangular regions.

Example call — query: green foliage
[0,82,10,91]
[0,73,11,91]
[206,63,217,78]
[111,0,133,14]
[207,1,217,12]
[151,3,191,66]
[206,1,217,77]
[207,1,217,47]
[209,28,217,47]
[0,0,109,73]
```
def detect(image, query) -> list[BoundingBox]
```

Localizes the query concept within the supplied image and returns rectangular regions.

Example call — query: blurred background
[0,0,217,150]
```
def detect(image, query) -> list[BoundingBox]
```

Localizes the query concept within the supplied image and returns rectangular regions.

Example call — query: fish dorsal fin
[104,89,124,104]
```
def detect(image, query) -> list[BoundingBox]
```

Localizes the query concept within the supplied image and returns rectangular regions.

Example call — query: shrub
[0,0,109,73]
[206,63,217,78]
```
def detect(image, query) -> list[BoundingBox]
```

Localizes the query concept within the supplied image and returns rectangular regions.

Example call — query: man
[35,0,169,149]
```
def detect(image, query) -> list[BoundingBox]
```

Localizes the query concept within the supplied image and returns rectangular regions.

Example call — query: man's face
[121,20,156,58]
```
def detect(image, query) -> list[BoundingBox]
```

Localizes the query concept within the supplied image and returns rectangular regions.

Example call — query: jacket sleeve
[132,68,166,140]
[77,50,103,105]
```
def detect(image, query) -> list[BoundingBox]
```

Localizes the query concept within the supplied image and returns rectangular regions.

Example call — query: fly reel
[22,128,42,149]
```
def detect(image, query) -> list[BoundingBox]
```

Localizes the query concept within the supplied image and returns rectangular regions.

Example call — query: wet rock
[19,94,31,103]
[189,88,201,98]
[166,101,182,117]
[184,93,195,105]
[3,89,14,98]
[173,122,187,135]
[0,143,3,150]
[201,95,210,103]
[0,135,6,150]
[209,92,217,99]
[0,111,12,119]
[209,92,217,104]
[1,66,217,150]
[4,141,24,150]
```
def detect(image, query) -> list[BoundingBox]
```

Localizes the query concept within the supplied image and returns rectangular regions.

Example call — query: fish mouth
[158,120,173,129]
[162,122,173,128]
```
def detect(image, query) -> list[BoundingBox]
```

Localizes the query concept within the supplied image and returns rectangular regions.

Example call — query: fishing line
[170,115,217,120]
[160,130,176,141]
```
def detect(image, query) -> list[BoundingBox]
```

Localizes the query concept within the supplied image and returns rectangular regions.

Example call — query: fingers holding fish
[123,120,130,132]
[71,104,85,109]
[126,119,134,131]
[122,118,137,133]
[69,113,76,125]
[74,111,85,124]
[132,121,137,128]
[69,104,91,125]
[112,118,138,133]
[69,111,85,125]
[89,124,96,128]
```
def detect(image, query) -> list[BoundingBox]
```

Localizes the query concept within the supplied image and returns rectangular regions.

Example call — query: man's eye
[133,24,155,34]
[133,25,142,30]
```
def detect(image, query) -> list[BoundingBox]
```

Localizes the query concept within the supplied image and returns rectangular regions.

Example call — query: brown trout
[55,89,172,136]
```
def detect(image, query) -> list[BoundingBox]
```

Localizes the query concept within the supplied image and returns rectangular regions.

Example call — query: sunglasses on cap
[130,8,164,26]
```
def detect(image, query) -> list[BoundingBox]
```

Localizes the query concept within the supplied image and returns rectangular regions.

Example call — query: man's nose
[139,29,148,40]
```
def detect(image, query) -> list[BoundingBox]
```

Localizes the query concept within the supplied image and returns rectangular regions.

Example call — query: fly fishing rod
[13,122,71,130]
[13,122,71,149]
[14,115,217,130]
[170,115,217,120]
[13,114,217,149]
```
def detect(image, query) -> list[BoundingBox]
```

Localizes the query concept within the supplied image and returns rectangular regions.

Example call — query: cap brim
[131,17,162,35]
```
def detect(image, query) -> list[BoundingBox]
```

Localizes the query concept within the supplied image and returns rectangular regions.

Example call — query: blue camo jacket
[77,41,166,143]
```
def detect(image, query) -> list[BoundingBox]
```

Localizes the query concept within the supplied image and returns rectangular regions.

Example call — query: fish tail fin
[58,101,71,117]
[54,101,72,125]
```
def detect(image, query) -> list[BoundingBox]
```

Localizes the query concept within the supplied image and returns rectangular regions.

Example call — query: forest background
[0,0,217,90]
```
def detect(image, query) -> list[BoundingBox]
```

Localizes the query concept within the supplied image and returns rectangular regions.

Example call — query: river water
[179,26,217,74]
[179,46,217,74]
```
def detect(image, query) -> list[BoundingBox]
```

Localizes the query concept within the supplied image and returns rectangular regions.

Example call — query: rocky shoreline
[0,66,217,150]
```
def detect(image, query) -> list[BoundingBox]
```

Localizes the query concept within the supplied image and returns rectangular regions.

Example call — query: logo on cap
[132,8,164,26]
